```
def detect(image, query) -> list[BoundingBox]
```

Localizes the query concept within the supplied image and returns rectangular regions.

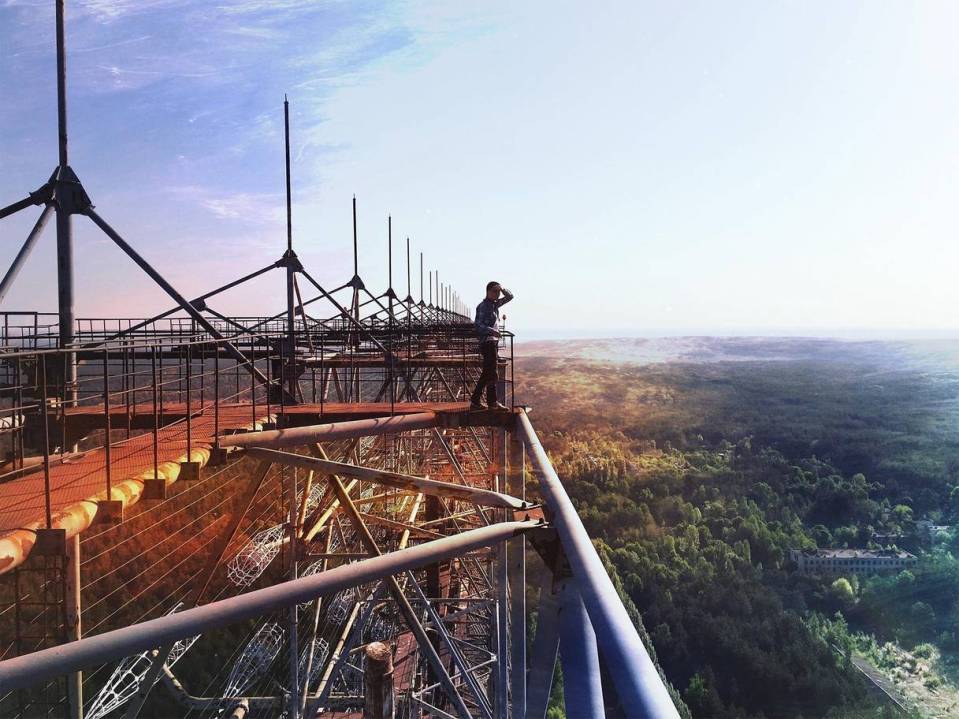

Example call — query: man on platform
[470,281,513,411]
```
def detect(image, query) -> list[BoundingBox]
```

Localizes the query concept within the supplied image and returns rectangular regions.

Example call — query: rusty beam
[219,412,440,450]
[248,448,529,511]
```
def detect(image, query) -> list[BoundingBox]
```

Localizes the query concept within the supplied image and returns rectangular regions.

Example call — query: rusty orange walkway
[0,402,470,573]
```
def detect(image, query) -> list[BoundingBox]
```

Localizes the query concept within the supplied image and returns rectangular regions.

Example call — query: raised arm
[495,287,514,308]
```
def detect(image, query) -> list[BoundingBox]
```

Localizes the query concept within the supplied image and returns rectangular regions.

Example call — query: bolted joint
[50,165,93,215]
[348,274,365,290]
[28,181,55,206]
[277,250,303,271]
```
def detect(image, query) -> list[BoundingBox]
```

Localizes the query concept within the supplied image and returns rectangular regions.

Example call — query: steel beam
[508,433,527,719]
[0,521,539,694]
[84,209,284,399]
[0,193,44,220]
[326,473,477,719]
[0,204,54,303]
[524,587,560,719]
[516,411,679,719]
[93,262,280,346]
[220,411,440,449]
[558,584,604,718]
[247,448,529,510]
[495,430,510,719]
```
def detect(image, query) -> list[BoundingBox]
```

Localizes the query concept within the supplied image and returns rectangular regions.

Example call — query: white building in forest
[788,548,916,576]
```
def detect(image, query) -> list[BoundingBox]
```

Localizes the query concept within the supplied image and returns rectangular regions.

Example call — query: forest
[515,339,959,718]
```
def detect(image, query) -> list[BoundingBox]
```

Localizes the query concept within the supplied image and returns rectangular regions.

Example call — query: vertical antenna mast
[283,96,297,403]
[284,96,292,254]
[406,237,412,302]
[55,0,75,360]
[352,195,358,278]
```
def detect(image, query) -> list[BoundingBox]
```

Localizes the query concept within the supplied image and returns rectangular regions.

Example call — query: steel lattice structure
[0,3,680,719]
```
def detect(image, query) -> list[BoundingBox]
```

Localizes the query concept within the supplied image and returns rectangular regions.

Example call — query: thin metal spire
[284,96,292,254]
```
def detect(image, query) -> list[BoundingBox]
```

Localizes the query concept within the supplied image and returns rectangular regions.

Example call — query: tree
[684,672,724,717]
[829,578,856,610]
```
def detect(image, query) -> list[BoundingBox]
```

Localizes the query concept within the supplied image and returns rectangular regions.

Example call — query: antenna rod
[352,195,358,277]
[283,96,296,398]
[388,215,392,290]
[54,0,75,385]
[56,0,68,168]
[284,96,292,253]
[406,237,411,300]
[419,252,424,303]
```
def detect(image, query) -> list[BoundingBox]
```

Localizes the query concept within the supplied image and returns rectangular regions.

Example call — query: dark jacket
[474,289,513,342]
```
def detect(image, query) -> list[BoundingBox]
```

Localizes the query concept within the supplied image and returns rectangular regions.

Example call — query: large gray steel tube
[220,412,439,449]
[0,520,539,694]
[248,448,530,510]
[516,410,680,719]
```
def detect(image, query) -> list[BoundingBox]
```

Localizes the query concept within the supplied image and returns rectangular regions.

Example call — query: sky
[1,0,958,339]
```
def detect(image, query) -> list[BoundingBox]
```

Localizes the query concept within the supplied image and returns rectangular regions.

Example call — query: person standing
[470,281,513,410]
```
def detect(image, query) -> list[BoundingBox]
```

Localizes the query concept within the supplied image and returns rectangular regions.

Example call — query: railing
[0,317,514,482]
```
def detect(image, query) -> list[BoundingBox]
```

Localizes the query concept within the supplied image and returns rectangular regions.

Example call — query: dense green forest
[516,343,959,718]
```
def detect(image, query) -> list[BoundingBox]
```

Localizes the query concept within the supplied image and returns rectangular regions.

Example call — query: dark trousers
[471,340,498,405]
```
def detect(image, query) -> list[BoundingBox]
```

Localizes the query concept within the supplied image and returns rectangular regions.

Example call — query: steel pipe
[525,587,561,719]
[0,194,43,220]
[0,204,53,303]
[0,520,539,693]
[220,411,440,449]
[84,209,281,398]
[516,410,680,719]
[248,448,530,510]
[559,584,604,718]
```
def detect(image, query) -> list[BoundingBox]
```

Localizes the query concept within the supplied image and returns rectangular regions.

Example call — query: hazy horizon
[517,327,959,342]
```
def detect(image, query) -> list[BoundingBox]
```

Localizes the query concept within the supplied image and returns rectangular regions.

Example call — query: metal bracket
[278,250,303,272]
[143,478,168,500]
[50,165,93,215]
[207,444,229,466]
[527,526,572,579]
[94,500,124,526]
[178,461,201,481]
[347,274,365,290]
[33,528,67,556]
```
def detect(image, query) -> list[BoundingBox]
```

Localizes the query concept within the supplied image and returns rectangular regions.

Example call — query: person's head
[485,281,502,300]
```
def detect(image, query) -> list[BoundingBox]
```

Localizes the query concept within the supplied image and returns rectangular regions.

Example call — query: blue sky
[1,1,958,338]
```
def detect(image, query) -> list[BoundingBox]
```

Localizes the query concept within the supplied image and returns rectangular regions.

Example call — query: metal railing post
[185,342,192,462]
[151,345,159,480]
[40,359,53,529]
[102,349,112,500]
[214,341,220,442]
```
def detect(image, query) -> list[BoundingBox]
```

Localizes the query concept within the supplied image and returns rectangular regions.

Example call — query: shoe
[490,402,508,411]
[469,401,485,411]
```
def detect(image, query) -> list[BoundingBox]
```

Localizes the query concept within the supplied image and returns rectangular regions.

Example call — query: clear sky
[1,1,957,338]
